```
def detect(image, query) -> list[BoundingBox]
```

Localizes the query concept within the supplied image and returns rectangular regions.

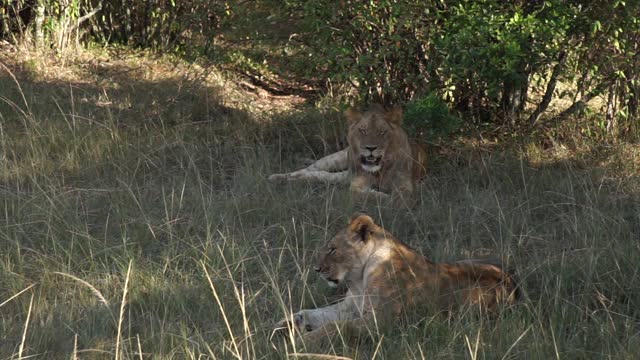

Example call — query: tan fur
[346,105,427,198]
[274,214,519,345]
[268,105,427,198]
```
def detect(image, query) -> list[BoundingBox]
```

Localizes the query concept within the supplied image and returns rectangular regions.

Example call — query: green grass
[1,51,639,359]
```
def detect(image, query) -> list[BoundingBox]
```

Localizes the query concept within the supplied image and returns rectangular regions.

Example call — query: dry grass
[0,48,639,359]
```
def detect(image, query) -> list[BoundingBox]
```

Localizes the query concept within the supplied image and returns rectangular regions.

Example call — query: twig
[18,293,34,360]
[115,261,132,360]
[70,4,103,32]
[529,51,567,125]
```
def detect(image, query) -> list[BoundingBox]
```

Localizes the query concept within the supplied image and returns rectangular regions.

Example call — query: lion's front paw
[269,172,305,181]
[268,173,282,181]
[270,312,321,352]
[273,311,314,336]
[302,158,316,166]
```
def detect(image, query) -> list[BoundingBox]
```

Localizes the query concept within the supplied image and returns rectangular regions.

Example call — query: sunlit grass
[0,50,639,359]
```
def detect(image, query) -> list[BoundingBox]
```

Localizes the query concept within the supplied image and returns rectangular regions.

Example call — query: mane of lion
[273,214,520,346]
[268,105,427,199]
[346,104,427,197]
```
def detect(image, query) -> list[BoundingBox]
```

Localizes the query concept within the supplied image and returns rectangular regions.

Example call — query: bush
[287,0,639,137]
[3,0,638,139]
[404,93,462,139]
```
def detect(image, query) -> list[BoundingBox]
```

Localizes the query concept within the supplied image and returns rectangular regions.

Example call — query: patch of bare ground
[0,44,309,120]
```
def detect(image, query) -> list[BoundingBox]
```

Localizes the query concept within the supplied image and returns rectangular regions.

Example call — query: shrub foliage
[1,0,638,137]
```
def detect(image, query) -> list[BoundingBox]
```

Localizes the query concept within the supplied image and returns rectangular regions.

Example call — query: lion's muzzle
[359,149,383,173]
[316,265,340,287]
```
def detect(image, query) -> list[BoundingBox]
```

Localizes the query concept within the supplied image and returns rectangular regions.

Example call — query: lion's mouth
[326,278,339,288]
[361,155,381,165]
[360,155,382,173]
[320,273,340,287]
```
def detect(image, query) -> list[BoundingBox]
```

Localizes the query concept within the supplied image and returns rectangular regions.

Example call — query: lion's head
[346,104,410,174]
[314,214,381,288]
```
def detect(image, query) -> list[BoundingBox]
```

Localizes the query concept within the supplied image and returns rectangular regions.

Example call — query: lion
[268,105,428,198]
[273,214,520,346]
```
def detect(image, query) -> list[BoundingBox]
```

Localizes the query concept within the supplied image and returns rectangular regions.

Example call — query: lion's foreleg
[350,176,391,199]
[296,298,356,331]
[269,169,349,183]
[275,297,357,338]
[305,148,349,172]
[269,149,350,183]
[300,313,382,348]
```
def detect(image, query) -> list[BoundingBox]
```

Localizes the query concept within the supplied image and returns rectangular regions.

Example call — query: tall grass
[0,51,639,359]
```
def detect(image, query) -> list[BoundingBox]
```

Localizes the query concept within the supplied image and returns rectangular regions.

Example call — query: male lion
[269,105,427,198]
[273,214,520,346]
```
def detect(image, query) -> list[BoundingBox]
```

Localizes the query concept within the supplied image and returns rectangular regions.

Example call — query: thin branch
[529,50,567,125]
[70,4,103,32]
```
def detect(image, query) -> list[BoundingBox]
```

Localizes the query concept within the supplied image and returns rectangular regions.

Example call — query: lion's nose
[365,145,377,151]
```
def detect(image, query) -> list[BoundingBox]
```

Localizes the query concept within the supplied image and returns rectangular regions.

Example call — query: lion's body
[269,105,427,198]
[276,214,519,343]
[345,106,427,197]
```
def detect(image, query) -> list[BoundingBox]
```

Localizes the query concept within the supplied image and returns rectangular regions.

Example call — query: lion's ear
[344,108,361,124]
[386,106,403,125]
[349,213,375,242]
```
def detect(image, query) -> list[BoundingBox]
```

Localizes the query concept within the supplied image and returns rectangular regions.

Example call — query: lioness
[269,105,427,198]
[274,214,519,345]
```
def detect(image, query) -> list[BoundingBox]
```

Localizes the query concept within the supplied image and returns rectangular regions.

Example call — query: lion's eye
[377,130,386,136]
[359,128,367,135]
[328,247,336,255]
